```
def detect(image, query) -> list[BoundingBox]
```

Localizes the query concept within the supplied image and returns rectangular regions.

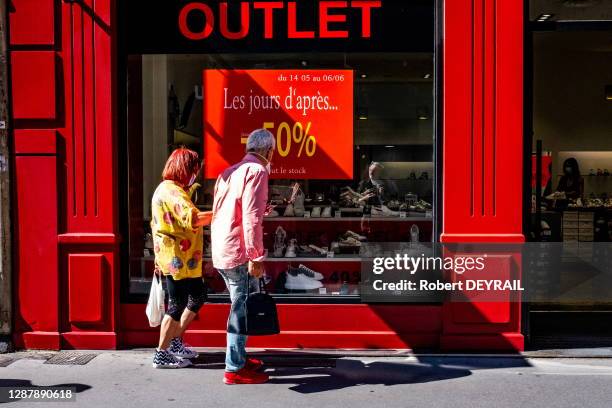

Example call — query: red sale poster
[203,69,354,179]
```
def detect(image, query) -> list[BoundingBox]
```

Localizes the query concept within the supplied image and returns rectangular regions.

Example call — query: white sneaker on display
[285,271,324,290]
[311,207,321,217]
[321,207,332,217]
[297,264,324,280]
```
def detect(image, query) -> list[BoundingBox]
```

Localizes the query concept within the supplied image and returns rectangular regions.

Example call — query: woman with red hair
[151,147,212,368]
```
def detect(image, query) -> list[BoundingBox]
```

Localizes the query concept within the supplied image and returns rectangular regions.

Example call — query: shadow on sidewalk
[188,352,533,393]
[265,359,472,393]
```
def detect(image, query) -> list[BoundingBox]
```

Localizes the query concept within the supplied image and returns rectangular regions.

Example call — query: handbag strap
[247,275,266,295]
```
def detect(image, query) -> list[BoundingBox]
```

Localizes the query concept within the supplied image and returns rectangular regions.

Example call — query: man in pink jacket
[211,128,275,385]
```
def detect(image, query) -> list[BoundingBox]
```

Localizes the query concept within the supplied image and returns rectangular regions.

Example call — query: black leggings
[165,276,207,321]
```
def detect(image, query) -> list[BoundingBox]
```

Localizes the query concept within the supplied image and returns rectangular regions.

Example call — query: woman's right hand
[193,210,213,227]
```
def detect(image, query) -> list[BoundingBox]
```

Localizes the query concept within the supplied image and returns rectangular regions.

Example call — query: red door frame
[8,0,524,351]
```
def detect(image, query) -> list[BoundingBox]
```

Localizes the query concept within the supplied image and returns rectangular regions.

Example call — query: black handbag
[228,277,280,336]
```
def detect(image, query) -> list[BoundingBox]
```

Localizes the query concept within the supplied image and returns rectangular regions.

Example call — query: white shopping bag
[146,274,165,327]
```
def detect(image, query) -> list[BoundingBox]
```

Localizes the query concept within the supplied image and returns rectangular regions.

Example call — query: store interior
[528,0,612,344]
[532,30,612,243]
[126,52,434,298]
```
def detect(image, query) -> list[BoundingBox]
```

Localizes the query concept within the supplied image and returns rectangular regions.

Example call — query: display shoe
[265,209,280,217]
[410,224,420,243]
[288,265,320,279]
[144,233,154,249]
[285,271,324,290]
[152,349,192,369]
[605,169,610,176]
[168,337,198,360]
[289,182,302,202]
[273,226,287,257]
[419,171,429,180]
[386,200,401,211]
[409,172,417,180]
[297,264,324,280]
[321,207,332,217]
[371,205,399,217]
[345,230,367,241]
[370,206,384,216]
[416,199,432,209]
[311,207,322,217]
[545,191,566,200]
[285,239,297,257]
[339,236,362,247]
[224,368,269,385]
[414,201,432,212]
[294,194,305,217]
[297,245,316,257]
[284,203,295,217]
[308,244,328,255]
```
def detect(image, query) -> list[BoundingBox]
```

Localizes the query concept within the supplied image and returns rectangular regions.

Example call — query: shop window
[125,52,435,299]
[531,31,612,244]
[122,1,436,300]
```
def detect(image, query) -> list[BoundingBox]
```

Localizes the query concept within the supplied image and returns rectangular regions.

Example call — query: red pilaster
[56,0,119,349]
[10,0,119,349]
[441,0,524,351]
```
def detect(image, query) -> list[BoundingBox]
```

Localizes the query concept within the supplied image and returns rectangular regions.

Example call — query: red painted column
[9,0,60,350]
[10,0,119,349]
[441,0,524,350]
[56,0,119,349]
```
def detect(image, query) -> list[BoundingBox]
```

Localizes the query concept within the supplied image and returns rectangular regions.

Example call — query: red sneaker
[244,358,264,371]
[224,368,269,385]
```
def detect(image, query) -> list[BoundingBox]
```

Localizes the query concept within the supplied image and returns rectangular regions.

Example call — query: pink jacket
[211,154,268,270]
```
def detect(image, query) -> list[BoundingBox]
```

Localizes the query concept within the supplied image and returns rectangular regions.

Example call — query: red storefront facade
[7,0,524,351]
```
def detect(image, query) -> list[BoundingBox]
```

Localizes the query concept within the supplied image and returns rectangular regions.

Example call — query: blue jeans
[217,263,259,372]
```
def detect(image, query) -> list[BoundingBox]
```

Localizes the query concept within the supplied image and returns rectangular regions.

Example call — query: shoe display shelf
[263,216,431,221]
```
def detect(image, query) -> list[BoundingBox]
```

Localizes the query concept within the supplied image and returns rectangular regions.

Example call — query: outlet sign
[126,1,434,54]
[178,1,382,41]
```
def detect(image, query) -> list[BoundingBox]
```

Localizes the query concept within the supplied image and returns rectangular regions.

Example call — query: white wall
[141,55,169,217]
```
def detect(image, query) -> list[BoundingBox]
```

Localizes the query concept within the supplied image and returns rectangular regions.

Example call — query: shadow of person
[0,379,91,403]
[266,359,472,394]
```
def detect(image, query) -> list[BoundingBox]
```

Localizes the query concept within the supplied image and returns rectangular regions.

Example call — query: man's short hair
[246,128,276,153]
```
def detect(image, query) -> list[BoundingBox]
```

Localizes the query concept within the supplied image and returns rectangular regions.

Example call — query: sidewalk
[2,349,612,407]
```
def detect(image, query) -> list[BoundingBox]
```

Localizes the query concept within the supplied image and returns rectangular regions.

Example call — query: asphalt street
[1,351,612,408]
